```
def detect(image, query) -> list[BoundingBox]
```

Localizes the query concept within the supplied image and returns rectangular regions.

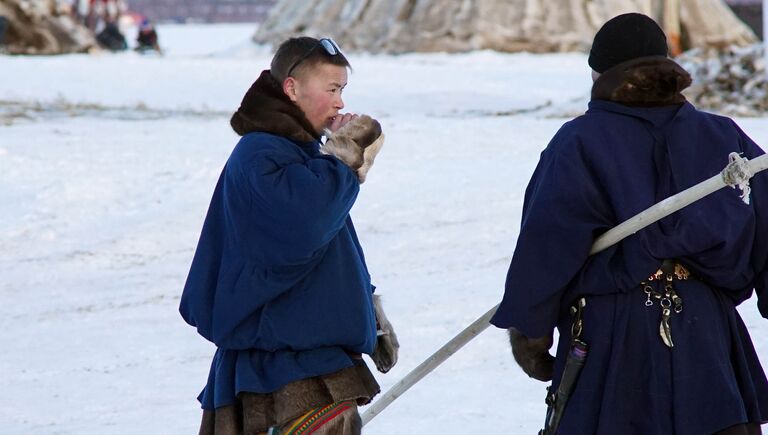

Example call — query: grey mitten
[371,294,399,373]
[508,327,555,382]
[322,115,383,177]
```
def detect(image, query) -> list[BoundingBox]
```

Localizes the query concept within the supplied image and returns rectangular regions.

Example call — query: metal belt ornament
[642,261,690,348]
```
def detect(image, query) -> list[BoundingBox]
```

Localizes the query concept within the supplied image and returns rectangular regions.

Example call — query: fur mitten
[371,294,399,373]
[322,115,383,179]
[508,328,555,382]
[357,132,384,183]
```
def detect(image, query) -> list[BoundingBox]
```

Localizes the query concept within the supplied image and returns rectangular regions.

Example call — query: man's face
[284,63,348,135]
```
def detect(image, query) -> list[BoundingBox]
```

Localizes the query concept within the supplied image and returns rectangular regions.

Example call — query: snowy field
[1,23,767,434]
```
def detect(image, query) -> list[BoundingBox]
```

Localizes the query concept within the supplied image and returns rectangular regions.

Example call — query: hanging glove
[508,327,555,382]
[357,132,384,183]
[371,294,399,373]
[322,115,383,180]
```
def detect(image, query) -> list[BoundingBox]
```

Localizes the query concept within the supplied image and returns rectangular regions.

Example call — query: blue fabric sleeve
[234,148,361,266]
[733,122,768,318]
[345,216,374,290]
[180,136,372,349]
[491,127,614,337]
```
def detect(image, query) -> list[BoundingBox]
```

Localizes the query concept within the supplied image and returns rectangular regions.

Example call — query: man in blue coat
[492,14,768,435]
[180,37,398,435]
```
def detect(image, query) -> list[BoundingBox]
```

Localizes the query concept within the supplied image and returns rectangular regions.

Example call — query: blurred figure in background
[102,0,125,23]
[135,18,161,55]
[0,15,8,50]
[71,0,89,25]
[95,17,126,51]
[92,0,127,52]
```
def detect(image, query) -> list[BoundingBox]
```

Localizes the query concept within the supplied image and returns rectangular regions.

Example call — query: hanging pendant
[659,307,674,348]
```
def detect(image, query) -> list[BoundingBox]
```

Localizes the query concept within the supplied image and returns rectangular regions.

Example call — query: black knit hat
[588,13,668,73]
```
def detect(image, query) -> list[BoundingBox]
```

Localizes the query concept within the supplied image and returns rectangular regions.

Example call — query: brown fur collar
[591,56,692,107]
[230,70,319,142]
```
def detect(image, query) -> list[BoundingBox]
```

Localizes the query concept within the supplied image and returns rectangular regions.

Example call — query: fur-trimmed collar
[591,56,692,107]
[230,70,320,143]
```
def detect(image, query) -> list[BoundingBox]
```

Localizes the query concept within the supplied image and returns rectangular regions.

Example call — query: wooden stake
[664,0,682,55]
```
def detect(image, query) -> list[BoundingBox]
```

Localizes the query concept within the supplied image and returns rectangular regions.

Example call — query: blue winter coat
[491,100,768,434]
[180,132,377,410]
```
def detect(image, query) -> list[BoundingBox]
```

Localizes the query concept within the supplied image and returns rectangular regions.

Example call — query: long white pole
[663,0,682,56]
[360,153,768,427]
[591,153,768,254]
[764,0,768,76]
[361,304,499,426]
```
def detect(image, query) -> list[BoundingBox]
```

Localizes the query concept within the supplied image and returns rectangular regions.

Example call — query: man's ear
[283,77,299,102]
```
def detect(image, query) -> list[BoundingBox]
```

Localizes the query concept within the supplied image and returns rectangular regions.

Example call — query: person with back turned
[492,13,768,435]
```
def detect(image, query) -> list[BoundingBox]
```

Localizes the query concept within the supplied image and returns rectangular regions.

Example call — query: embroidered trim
[282,400,356,435]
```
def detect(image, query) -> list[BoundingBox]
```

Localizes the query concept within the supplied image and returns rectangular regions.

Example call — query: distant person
[179,36,398,435]
[0,16,8,49]
[135,19,161,55]
[85,0,100,31]
[72,0,89,25]
[95,20,126,51]
[102,0,125,23]
[491,13,768,435]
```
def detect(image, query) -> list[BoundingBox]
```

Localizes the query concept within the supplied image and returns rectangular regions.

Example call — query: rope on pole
[591,153,767,254]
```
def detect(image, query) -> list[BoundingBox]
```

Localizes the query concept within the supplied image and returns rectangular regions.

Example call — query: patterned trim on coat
[281,400,357,434]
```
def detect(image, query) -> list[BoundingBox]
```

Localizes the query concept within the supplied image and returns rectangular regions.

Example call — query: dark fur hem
[591,56,692,107]
[230,70,320,143]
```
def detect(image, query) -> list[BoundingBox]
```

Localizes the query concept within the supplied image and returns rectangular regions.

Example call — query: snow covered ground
[1,24,766,434]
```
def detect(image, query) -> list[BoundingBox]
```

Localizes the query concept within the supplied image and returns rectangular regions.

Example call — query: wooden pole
[764,0,768,74]
[591,154,768,254]
[360,304,499,426]
[641,0,653,17]
[361,153,768,427]
[663,0,682,56]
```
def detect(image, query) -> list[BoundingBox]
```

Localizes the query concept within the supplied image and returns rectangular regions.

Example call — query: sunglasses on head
[285,38,341,78]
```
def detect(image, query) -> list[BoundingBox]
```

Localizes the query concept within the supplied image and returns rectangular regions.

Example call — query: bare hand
[329,113,358,132]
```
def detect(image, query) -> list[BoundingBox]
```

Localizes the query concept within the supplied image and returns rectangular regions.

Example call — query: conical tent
[253,0,756,53]
[0,0,95,55]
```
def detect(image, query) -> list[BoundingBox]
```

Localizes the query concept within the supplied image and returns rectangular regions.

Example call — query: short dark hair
[270,37,351,83]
